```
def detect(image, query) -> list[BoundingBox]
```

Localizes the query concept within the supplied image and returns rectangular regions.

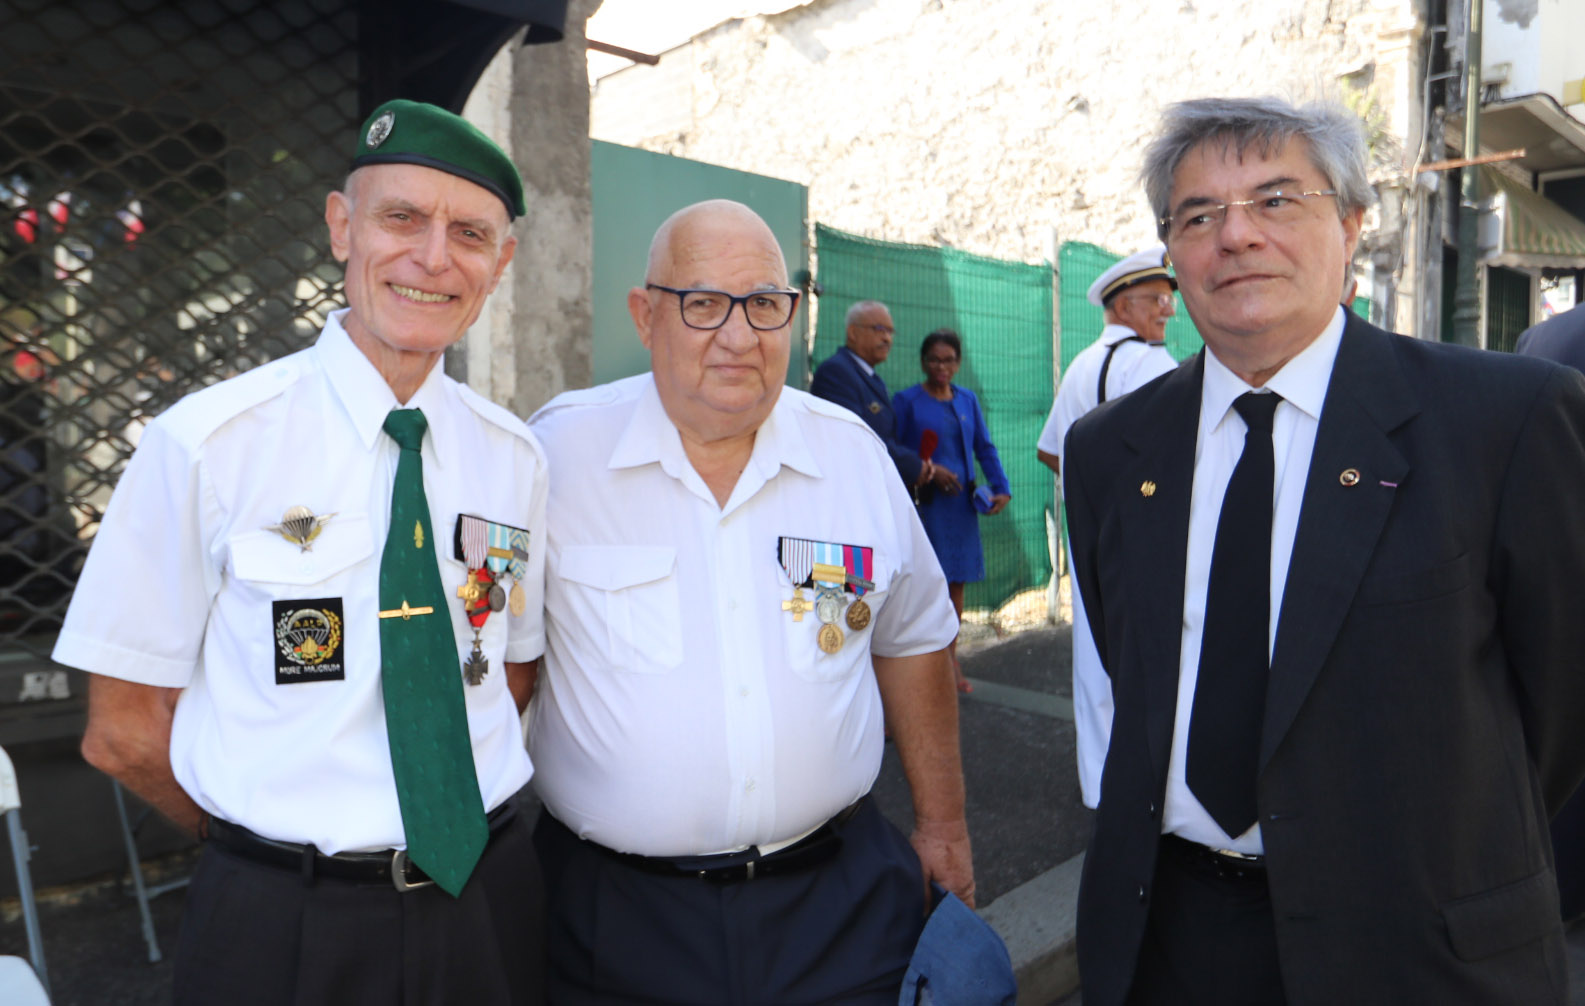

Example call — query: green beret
[351,99,525,219]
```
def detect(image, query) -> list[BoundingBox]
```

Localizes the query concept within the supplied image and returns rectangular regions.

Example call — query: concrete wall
[591,0,1420,273]
[456,0,600,416]
[1483,0,1585,110]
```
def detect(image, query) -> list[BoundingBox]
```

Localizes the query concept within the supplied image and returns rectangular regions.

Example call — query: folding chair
[0,745,48,998]
[112,780,190,963]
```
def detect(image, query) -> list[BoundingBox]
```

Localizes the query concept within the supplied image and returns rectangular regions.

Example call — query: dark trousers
[533,796,926,1006]
[1125,837,1287,1006]
[174,806,545,1006]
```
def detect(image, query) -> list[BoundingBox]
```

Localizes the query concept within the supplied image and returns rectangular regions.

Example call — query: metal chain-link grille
[1,0,358,681]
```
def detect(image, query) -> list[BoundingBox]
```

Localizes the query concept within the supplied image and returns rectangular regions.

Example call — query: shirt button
[728,598,737,611]
[745,779,756,792]
[739,687,749,698]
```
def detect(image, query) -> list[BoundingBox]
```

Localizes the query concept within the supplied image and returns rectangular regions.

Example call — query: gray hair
[1141,97,1374,239]
[844,300,888,330]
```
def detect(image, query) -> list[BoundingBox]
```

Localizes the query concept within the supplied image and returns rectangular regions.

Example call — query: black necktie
[1187,391,1282,838]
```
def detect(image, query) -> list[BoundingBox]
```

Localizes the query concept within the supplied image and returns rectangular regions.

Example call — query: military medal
[818,623,844,654]
[264,505,336,552]
[453,516,496,684]
[843,543,875,631]
[815,588,844,626]
[778,536,815,621]
[507,530,530,616]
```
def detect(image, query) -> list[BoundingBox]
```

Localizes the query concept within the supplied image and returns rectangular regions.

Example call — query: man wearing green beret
[54,99,549,1004]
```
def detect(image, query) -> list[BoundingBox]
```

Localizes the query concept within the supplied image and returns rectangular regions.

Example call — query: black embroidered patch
[272,598,346,684]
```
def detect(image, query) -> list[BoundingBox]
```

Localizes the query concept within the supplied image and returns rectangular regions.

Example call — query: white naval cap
[1087,245,1177,307]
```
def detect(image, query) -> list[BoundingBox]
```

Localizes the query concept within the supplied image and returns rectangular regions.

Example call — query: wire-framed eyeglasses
[646,284,801,331]
[1159,189,1338,241]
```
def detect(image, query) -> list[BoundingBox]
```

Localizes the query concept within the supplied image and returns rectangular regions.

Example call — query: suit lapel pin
[265,505,336,552]
[1140,480,1156,497]
[1339,468,1361,487]
[868,401,881,414]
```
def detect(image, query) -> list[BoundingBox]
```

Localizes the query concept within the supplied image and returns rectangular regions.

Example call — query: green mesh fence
[811,224,1053,612]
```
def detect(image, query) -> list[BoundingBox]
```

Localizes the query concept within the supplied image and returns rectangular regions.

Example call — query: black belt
[205,801,517,893]
[565,798,864,884]
[1161,832,1267,883]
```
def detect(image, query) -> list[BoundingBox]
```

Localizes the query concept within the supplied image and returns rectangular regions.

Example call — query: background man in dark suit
[1064,96,1585,1005]
[1518,301,1585,371]
[811,300,939,491]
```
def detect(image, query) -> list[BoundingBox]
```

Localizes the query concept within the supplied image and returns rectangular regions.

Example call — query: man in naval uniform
[525,199,973,1004]
[1036,245,1179,807]
[54,99,549,1005]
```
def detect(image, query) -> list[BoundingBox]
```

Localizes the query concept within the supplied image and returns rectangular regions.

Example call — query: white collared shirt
[1162,306,1346,854]
[846,345,877,377]
[1046,325,1177,808]
[53,310,547,854]
[527,375,956,857]
[1037,325,1177,464]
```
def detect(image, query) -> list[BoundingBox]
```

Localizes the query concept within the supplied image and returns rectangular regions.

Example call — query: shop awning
[1480,167,1585,269]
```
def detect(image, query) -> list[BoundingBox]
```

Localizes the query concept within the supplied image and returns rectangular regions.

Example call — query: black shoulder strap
[1096,336,1146,404]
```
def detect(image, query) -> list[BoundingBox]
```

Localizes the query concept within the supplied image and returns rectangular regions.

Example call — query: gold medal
[817,622,844,654]
[846,598,871,631]
[509,581,527,616]
[782,587,812,622]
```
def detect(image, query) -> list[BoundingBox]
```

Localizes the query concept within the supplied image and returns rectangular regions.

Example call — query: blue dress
[892,384,1011,584]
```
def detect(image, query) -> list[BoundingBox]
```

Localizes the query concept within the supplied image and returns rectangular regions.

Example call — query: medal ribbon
[843,544,874,596]
[778,536,815,587]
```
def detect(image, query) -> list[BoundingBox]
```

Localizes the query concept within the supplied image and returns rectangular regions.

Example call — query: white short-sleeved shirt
[527,376,956,858]
[52,310,547,854]
[1037,325,1177,465]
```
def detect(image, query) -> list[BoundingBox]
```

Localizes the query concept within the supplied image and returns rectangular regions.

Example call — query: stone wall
[592,0,1422,276]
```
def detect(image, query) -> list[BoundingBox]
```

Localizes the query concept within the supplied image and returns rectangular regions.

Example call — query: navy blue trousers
[533,797,926,1005]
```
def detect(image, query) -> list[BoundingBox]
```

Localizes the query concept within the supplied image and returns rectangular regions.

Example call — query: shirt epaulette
[784,385,874,432]
[528,375,644,427]
[153,352,305,453]
[453,379,538,446]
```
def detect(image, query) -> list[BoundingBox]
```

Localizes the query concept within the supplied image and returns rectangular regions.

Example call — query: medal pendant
[815,587,844,625]
[781,587,812,622]
[509,581,527,616]
[487,583,507,613]
[817,623,844,654]
[846,598,872,631]
[463,642,489,685]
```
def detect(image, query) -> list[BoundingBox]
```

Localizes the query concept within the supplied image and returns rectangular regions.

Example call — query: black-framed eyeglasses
[646,284,801,331]
[1159,189,1338,241]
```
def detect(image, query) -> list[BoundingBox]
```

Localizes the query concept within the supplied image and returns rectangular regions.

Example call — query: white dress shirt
[1163,306,1346,853]
[53,310,547,854]
[1045,325,1177,807]
[527,375,956,857]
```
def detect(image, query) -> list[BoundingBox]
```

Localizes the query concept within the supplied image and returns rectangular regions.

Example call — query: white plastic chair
[0,955,49,1006]
[0,746,48,998]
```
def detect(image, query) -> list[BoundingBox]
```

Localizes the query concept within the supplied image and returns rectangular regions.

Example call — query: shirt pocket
[557,545,683,674]
[780,550,893,683]
[227,513,376,594]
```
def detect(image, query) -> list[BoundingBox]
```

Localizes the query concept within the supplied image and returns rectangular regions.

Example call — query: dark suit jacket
[1517,303,1585,372]
[1064,313,1585,1005]
[810,345,923,485]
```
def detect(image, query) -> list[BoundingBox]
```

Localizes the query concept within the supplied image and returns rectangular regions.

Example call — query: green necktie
[378,407,487,896]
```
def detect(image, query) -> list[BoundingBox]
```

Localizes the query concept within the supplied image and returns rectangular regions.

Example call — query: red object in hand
[920,429,938,462]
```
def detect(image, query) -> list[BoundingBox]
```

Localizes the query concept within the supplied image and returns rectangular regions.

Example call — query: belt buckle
[391,850,435,893]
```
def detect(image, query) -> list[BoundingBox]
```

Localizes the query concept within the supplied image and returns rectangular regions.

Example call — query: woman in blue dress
[893,328,1011,692]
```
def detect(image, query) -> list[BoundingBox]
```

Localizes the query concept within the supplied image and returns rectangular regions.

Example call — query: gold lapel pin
[265,505,336,552]
[1339,468,1361,486]
[1140,480,1157,497]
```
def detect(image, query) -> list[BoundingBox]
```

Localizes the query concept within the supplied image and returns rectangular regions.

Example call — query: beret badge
[366,111,395,149]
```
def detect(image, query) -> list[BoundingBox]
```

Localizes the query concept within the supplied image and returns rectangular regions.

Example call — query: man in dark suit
[1516,297,1585,925]
[811,300,936,490]
[1064,96,1585,1005]
[1518,301,1585,371]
